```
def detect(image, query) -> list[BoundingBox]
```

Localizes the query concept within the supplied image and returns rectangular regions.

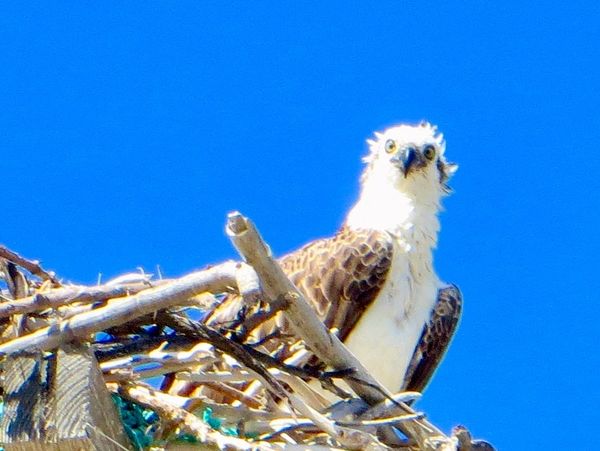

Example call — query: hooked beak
[391,147,418,177]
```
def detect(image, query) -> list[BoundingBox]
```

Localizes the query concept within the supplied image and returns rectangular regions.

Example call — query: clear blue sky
[2,3,598,449]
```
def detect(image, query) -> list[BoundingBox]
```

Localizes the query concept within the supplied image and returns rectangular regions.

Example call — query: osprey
[207,122,461,395]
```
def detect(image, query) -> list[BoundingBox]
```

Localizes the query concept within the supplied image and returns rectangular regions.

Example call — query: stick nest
[0,213,493,451]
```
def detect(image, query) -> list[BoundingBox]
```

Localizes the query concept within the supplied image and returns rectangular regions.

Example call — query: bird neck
[344,175,441,254]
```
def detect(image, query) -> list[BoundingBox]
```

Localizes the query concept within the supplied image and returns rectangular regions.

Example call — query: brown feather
[403,285,462,393]
[204,227,394,354]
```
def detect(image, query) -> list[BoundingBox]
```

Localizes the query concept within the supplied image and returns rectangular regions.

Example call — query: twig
[100,342,218,380]
[235,296,289,342]
[357,392,423,422]
[0,261,241,355]
[163,312,345,397]
[179,368,330,411]
[0,260,29,337]
[451,426,495,451]
[93,334,199,361]
[0,280,171,320]
[0,244,60,286]
[337,412,425,428]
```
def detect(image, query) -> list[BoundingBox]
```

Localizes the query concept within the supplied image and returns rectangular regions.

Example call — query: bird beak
[392,147,418,176]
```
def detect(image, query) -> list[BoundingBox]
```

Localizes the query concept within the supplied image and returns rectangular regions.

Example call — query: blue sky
[2,3,599,449]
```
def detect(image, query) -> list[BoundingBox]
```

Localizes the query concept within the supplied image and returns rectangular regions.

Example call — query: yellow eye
[385,139,397,153]
[423,145,436,160]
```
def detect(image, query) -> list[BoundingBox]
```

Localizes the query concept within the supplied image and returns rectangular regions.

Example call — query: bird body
[340,122,453,391]
[343,237,440,391]
[206,122,461,395]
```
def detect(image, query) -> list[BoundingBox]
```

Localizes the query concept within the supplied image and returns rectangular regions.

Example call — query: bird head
[346,122,457,235]
[363,122,457,199]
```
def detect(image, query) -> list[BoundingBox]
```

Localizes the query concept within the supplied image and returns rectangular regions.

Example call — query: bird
[204,121,461,396]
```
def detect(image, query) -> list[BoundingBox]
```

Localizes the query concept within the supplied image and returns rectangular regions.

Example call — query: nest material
[0,213,493,451]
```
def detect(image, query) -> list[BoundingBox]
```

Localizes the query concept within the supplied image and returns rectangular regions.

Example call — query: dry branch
[0,280,170,320]
[0,244,60,286]
[0,261,240,355]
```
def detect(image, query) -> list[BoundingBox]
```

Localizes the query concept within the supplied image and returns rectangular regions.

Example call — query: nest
[0,213,492,451]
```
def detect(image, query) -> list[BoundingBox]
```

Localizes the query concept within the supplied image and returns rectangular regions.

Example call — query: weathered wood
[0,280,170,320]
[0,352,47,448]
[0,245,59,286]
[0,262,240,355]
[0,344,132,450]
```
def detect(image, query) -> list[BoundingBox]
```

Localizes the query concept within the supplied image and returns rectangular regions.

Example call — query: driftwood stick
[450,425,495,451]
[357,392,422,422]
[0,260,29,337]
[0,262,240,355]
[93,335,202,362]
[180,368,329,411]
[235,261,264,305]
[225,212,455,450]
[0,280,171,320]
[0,245,60,286]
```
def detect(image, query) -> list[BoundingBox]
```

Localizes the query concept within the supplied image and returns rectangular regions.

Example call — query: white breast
[343,242,439,392]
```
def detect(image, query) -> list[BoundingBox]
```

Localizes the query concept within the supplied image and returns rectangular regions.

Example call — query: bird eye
[423,145,436,160]
[385,139,397,153]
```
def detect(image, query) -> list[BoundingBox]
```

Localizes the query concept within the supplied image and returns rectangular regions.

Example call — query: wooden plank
[0,344,132,450]
[0,351,47,449]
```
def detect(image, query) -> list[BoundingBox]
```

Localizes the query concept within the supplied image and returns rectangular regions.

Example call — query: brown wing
[403,284,462,393]
[280,227,394,341]
[205,227,394,344]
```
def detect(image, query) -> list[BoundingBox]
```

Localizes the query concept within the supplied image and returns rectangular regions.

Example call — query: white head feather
[345,122,457,245]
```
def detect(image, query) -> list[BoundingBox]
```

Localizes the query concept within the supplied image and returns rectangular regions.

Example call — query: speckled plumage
[280,227,393,342]
[204,227,394,358]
